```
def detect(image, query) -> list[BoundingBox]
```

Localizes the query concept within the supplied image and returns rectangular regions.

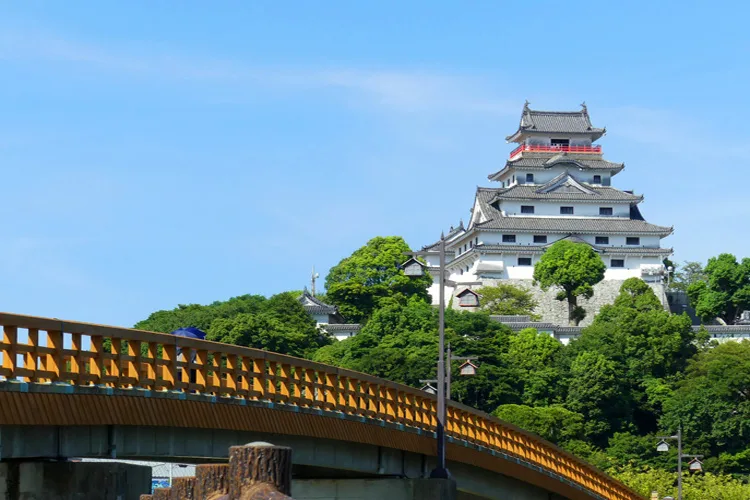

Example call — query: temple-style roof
[474,216,673,236]
[490,174,643,203]
[298,289,337,315]
[488,154,624,181]
[506,102,606,142]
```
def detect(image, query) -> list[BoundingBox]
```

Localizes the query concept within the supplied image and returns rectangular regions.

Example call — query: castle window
[551,138,570,147]
[626,237,640,245]
[475,237,478,245]
[593,175,602,184]
[526,173,534,183]
[560,206,574,215]
[599,207,613,216]
[595,236,609,245]
[611,259,625,268]
[533,235,547,243]
[521,205,535,214]
[518,257,532,266]
[502,234,516,243]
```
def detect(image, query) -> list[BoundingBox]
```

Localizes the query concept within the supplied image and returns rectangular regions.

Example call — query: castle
[422,103,674,326]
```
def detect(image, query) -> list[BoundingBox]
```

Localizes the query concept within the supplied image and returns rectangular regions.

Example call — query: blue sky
[1,1,749,328]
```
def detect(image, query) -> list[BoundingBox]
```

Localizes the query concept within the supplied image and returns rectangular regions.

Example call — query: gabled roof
[422,221,466,251]
[506,102,605,142]
[469,186,668,235]
[298,289,337,315]
[488,154,625,181]
[536,172,596,195]
[488,176,643,204]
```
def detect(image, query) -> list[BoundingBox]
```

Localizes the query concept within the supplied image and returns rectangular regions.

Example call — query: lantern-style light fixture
[688,458,703,472]
[458,360,479,376]
[401,257,426,277]
[656,440,670,453]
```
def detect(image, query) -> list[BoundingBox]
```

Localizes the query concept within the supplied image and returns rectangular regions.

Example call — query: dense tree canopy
[475,283,539,319]
[661,341,750,473]
[133,240,750,490]
[533,240,606,325]
[687,253,750,323]
[324,236,432,323]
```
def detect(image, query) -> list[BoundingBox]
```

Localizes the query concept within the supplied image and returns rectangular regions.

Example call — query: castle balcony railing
[510,144,602,159]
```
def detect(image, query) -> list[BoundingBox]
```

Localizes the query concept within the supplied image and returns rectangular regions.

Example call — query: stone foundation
[455,279,667,326]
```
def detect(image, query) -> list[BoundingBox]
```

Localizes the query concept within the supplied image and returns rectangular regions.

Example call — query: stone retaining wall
[455,279,667,326]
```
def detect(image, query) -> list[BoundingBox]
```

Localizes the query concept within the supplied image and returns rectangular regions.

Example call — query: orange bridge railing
[0,312,641,500]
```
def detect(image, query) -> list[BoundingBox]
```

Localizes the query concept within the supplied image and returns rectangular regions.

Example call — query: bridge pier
[293,478,457,500]
[0,460,151,500]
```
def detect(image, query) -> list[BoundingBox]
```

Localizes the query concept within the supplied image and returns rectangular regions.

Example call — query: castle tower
[422,103,673,325]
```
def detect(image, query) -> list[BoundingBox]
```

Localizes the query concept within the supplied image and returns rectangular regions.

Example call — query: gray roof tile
[488,155,624,180]
[474,215,673,236]
[506,103,605,141]
[491,184,642,203]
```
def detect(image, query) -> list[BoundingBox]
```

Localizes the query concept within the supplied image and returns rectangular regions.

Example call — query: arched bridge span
[0,313,641,500]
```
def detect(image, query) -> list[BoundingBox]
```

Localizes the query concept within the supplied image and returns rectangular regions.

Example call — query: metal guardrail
[0,312,642,500]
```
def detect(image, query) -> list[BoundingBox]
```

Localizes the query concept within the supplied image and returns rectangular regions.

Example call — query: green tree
[475,283,539,319]
[206,292,331,358]
[566,351,627,444]
[493,404,584,445]
[564,279,695,438]
[611,465,750,500]
[687,253,750,323]
[661,341,750,472]
[672,261,706,293]
[533,240,606,325]
[324,236,432,323]
[505,328,563,406]
[612,277,663,312]
[135,294,267,332]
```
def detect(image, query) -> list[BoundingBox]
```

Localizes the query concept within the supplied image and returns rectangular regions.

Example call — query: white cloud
[0,29,516,116]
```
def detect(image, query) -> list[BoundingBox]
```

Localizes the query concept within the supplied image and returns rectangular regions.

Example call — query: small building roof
[322,323,362,332]
[506,102,605,142]
[298,289,337,315]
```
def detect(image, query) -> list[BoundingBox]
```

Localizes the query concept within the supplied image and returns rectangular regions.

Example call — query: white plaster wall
[312,313,330,325]
[500,201,631,217]
[333,331,358,341]
[500,167,612,187]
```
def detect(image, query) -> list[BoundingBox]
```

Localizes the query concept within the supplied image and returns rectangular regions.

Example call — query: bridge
[0,312,642,500]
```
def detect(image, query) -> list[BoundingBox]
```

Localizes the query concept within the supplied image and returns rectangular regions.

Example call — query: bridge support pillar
[293,478,457,500]
[0,460,151,500]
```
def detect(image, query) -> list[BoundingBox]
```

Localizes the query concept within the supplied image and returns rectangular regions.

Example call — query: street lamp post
[402,233,452,479]
[656,426,703,500]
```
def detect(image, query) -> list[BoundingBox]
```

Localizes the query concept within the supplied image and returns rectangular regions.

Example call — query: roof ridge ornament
[580,101,588,115]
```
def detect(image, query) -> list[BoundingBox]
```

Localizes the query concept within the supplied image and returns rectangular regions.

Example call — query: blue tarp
[169,327,207,340]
